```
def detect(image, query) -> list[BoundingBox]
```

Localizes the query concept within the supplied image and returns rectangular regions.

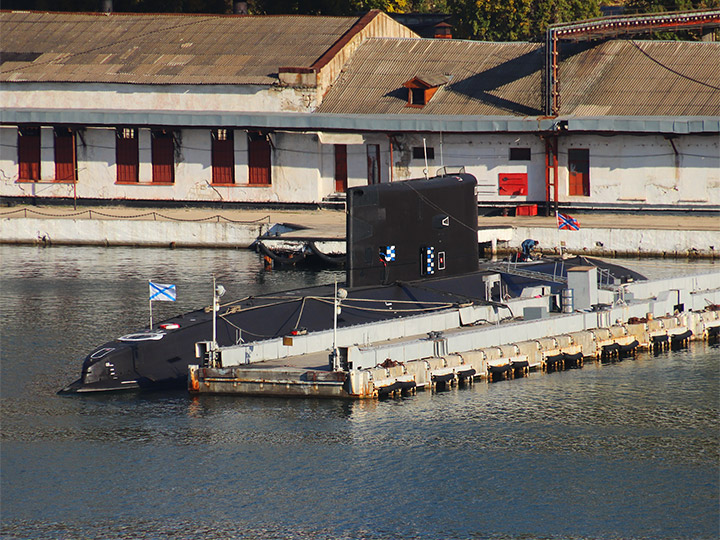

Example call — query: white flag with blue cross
[149,282,176,302]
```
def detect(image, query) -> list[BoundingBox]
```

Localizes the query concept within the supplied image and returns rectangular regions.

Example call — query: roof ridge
[0,9,356,20]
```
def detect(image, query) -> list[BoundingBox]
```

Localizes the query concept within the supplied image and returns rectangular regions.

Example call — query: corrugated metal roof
[317,38,544,116]
[317,37,720,117]
[559,40,720,117]
[0,11,358,85]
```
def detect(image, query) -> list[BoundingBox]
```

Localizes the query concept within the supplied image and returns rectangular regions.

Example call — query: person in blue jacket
[521,239,539,261]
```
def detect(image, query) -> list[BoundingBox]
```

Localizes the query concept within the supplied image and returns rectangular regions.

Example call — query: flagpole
[149,280,153,330]
[212,274,217,346]
[555,211,561,258]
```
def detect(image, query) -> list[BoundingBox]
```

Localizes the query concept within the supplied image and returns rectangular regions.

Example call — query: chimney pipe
[100,0,112,13]
[233,1,248,14]
[433,22,452,39]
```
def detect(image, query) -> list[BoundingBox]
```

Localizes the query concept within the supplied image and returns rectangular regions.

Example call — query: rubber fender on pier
[431,372,455,384]
[307,241,345,266]
[562,351,584,366]
[670,329,692,343]
[456,367,476,379]
[617,339,639,353]
[487,362,512,374]
[510,358,529,369]
[601,342,621,356]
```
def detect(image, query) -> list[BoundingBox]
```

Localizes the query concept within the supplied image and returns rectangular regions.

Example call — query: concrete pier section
[190,270,720,399]
[1,204,718,258]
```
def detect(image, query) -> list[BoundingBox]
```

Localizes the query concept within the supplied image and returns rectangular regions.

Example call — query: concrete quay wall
[507,224,719,259]
[1,206,718,257]
[0,216,269,248]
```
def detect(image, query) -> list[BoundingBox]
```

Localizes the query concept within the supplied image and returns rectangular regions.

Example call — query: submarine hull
[60,256,647,394]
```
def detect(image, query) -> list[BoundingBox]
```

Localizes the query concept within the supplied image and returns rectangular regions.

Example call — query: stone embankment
[1,204,718,258]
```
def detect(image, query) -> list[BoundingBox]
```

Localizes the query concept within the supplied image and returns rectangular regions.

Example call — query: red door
[54,128,76,181]
[152,130,174,183]
[568,149,590,196]
[248,135,271,185]
[212,129,234,184]
[334,144,347,192]
[116,128,139,182]
[18,127,40,180]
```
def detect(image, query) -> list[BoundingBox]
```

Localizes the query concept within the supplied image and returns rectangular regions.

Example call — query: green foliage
[4,0,715,41]
[624,0,719,12]
[449,0,602,41]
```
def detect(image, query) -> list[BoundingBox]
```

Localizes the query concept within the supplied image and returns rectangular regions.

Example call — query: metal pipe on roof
[100,0,112,13]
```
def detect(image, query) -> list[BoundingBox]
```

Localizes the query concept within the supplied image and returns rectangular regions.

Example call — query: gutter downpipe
[544,134,559,216]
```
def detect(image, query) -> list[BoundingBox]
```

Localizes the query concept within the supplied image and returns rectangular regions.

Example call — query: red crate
[515,204,537,216]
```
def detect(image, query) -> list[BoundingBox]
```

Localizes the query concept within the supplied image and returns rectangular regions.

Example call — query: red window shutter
[54,129,76,181]
[18,127,40,180]
[498,173,528,196]
[116,129,139,182]
[152,131,174,183]
[212,130,234,184]
[334,144,347,192]
[248,136,271,185]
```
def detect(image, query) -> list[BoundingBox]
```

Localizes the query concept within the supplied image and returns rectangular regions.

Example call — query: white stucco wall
[387,133,546,202]
[2,125,717,207]
[0,82,317,113]
[560,134,720,206]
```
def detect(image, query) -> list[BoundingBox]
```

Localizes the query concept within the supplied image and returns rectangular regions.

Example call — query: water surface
[1,246,718,539]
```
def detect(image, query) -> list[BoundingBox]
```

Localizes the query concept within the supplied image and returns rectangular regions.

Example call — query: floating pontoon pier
[190,272,720,398]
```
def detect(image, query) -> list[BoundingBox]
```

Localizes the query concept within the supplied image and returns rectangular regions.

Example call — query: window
[366,144,381,185]
[212,129,235,184]
[248,132,271,185]
[568,148,590,196]
[54,127,76,182]
[509,147,531,161]
[116,127,139,183]
[410,87,426,106]
[334,144,347,192]
[412,146,435,160]
[151,130,174,183]
[18,126,40,181]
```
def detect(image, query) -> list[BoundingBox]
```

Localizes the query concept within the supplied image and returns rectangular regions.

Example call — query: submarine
[60,173,645,393]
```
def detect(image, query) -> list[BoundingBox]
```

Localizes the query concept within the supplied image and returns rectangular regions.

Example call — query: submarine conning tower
[346,173,479,288]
